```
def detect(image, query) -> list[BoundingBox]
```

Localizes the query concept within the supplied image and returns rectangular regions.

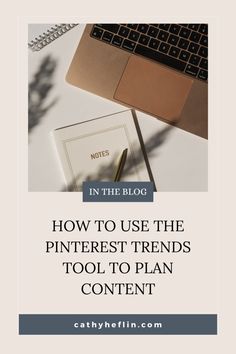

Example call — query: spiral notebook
[28,24,78,51]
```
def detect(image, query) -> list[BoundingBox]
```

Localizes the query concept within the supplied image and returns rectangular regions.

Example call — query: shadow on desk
[28,55,58,134]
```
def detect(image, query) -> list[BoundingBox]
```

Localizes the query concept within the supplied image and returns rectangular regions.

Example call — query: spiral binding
[28,24,79,52]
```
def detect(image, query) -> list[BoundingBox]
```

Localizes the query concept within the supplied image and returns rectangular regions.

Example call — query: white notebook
[53,110,151,191]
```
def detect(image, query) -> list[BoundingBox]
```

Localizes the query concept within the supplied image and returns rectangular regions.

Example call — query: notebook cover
[53,110,151,191]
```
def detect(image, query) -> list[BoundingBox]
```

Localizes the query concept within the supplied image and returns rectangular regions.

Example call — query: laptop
[66,24,208,139]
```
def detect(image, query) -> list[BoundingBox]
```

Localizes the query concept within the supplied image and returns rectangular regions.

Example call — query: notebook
[28,24,78,51]
[53,110,151,191]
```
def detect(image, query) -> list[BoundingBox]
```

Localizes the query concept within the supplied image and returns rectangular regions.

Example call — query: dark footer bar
[19,314,217,335]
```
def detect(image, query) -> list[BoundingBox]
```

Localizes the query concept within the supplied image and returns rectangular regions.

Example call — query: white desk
[28,24,207,192]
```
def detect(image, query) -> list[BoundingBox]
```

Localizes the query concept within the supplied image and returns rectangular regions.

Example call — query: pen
[114,148,128,182]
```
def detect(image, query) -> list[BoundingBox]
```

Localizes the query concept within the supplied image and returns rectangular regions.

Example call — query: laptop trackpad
[114,55,193,122]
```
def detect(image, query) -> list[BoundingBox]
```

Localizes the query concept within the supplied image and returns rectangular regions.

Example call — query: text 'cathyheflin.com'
[45,219,191,296]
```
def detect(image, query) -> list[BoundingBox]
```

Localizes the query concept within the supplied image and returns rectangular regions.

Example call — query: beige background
[1,0,235,353]
[19,193,218,314]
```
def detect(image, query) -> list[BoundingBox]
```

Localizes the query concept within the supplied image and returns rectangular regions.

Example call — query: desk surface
[28,24,207,192]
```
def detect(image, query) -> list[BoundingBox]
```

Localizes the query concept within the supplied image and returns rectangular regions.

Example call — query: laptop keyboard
[90,24,208,81]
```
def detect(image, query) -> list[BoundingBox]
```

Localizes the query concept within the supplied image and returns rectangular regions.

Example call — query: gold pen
[114,148,128,182]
